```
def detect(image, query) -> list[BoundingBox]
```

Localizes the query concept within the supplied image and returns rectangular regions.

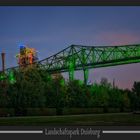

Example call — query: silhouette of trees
[131,81,140,110]
[0,68,140,116]
[65,80,90,108]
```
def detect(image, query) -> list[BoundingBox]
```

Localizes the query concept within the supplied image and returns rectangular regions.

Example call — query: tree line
[0,67,140,115]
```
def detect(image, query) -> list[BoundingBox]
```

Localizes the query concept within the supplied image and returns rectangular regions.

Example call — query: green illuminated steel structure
[4,44,140,84]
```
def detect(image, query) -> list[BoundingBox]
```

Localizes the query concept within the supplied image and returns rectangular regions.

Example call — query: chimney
[1,52,5,73]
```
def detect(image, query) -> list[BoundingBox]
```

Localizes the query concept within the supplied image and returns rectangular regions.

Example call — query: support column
[83,68,89,85]
[69,61,74,81]
[69,70,74,81]
[68,47,75,81]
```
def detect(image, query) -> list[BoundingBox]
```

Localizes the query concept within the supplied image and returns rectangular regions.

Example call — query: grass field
[0,113,140,126]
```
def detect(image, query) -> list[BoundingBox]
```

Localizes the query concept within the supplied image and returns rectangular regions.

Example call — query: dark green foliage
[65,80,90,108]
[131,81,140,110]
[132,81,140,97]
[0,67,140,116]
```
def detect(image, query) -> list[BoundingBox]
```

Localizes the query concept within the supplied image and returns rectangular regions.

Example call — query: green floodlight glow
[69,60,74,81]
[9,71,16,84]
[79,80,84,85]
[0,73,6,81]
[0,75,5,80]
[46,74,52,82]
[60,79,65,86]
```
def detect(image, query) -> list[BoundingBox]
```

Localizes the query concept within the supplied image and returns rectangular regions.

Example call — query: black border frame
[0,0,140,6]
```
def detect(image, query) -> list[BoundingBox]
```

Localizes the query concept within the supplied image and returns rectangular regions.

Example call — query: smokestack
[1,52,5,73]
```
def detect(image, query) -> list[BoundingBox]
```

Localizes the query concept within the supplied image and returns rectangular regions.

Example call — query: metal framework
[4,44,140,84]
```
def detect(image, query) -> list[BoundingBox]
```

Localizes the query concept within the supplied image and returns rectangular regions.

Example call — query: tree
[66,80,90,108]
[90,83,109,111]
[132,81,140,110]
[132,81,140,97]
[7,68,46,116]
[108,88,123,108]
[100,77,112,88]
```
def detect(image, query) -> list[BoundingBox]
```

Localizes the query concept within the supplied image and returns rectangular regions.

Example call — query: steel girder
[37,44,140,73]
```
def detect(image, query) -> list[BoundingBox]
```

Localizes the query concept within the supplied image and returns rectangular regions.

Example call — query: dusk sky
[0,6,140,89]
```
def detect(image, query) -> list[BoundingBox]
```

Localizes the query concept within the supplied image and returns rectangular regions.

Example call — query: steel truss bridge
[4,44,140,84]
